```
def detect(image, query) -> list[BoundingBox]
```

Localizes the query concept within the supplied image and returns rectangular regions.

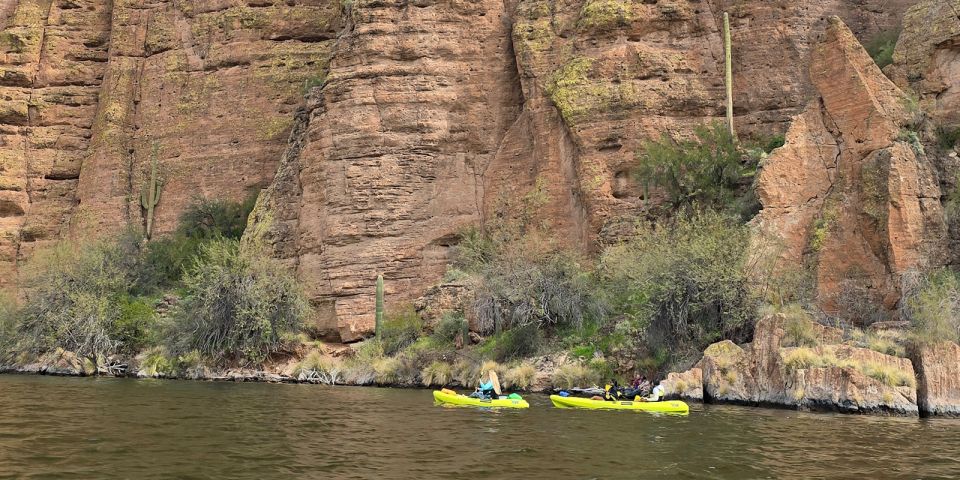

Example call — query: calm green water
[0,375,958,479]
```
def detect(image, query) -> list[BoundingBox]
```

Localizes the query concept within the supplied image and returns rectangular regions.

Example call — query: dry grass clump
[551,362,600,389]
[782,348,836,372]
[421,361,453,387]
[294,350,342,384]
[861,362,916,388]
[504,362,537,390]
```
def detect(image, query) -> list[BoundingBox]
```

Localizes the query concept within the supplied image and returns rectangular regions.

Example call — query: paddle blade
[490,370,502,396]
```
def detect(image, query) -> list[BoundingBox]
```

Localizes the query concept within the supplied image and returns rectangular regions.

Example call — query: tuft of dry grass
[551,362,600,389]
[421,361,453,387]
[504,362,537,390]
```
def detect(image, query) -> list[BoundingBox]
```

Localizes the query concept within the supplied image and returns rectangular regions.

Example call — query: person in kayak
[644,380,665,402]
[470,370,501,399]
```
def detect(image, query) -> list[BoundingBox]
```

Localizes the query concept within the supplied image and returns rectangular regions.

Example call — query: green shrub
[936,125,960,150]
[504,362,537,390]
[901,268,960,344]
[137,195,257,293]
[493,324,542,362]
[552,362,601,389]
[139,347,175,377]
[373,357,401,385]
[114,296,158,354]
[0,293,17,360]
[421,361,453,387]
[600,210,755,363]
[136,234,204,292]
[380,307,424,356]
[634,122,753,213]
[17,238,144,360]
[171,239,309,365]
[781,306,819,348]
[865,28,899,69]
[432,313,467,344]
[177,194,257,241]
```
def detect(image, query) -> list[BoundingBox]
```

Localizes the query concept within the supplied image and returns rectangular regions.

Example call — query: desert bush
[177,194,257,241]
[634,122,754,212]
[342,358,376,385]
[552,362,601,389]
[0,294,17,360]
[493,324,542,362]
[17,238,145,360]
[295,350,342,384]
[849,330,907,358]
[421,361,454,387]
[504,362,537,390]
[936,125,960,151]
[432,313,468,345]
[472,246,604,334]
[780,305,819,348]
[601,210,755,362]
[380,307,424,356]
[171,239,309,365]
[865,28,899,69]
[901,268,960,344]
[139,347,175,377]
[137,195,257,292]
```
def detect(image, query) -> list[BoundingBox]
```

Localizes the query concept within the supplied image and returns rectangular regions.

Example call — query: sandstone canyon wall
[0,0,945,340]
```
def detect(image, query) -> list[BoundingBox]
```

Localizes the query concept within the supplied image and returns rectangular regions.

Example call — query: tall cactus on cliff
[375,274,384,339]
[723,12,736,139]
[141,143,162,240]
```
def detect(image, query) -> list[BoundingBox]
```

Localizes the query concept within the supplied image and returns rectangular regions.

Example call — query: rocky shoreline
[662,315,960,418]
[5,315,960,419]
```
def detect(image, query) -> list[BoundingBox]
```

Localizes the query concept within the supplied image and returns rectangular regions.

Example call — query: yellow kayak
[433,390,530,409]
[550,395,689,414]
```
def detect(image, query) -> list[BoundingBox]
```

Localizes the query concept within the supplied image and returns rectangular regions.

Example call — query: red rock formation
[910,341,960,417]
[889,0,960,127]
[0,0,930,340]
[753,17,947,318]
[670,314,920,415]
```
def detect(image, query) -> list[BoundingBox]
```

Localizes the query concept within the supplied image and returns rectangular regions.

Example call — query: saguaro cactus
[723,12,735,139]
[141,143,162,239]
[375,274,384,339]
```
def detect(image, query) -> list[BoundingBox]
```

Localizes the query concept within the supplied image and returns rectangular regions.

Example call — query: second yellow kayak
[433,390,530,409]
[550,395,689,414]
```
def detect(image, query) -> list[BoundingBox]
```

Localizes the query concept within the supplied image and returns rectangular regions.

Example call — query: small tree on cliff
[634,122,753,213]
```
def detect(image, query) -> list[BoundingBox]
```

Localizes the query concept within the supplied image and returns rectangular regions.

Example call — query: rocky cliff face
[0,0,939,339]
[0,0,339,290]
[753,17,947,318]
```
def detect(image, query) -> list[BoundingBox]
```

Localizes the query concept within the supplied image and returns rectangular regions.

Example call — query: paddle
[489,370,502,396]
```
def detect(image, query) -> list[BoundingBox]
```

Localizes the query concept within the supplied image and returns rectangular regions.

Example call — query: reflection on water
[0,375,958,479]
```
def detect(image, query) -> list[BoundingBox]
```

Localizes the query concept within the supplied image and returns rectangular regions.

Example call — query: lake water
[0,375,958,479]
